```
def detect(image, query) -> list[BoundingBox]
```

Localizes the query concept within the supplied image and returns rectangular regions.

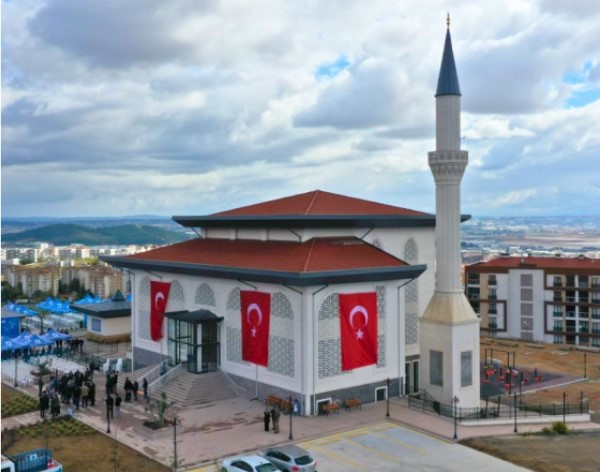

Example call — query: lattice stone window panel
[318,293,344,379]
[138,276,151,341]
[225,288,248,365]
[195,283,216,307]
[267,292,295,377]
[166,280,185,312]
[404,238,419,346]
[376,285,386,367]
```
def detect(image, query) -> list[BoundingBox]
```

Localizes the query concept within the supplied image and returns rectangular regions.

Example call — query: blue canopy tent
[28,334,54,348]
[1,336,29,352]
[43,328,71,341]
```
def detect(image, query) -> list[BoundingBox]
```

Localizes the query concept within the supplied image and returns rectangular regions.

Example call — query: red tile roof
[214,190,428,217]
[127,237,408,273]
[469,256,600,271]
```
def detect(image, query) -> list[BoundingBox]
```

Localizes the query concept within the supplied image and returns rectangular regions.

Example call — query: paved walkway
[3,373,600,470]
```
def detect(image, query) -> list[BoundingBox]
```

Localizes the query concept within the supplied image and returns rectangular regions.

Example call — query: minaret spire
[419,19,480,410]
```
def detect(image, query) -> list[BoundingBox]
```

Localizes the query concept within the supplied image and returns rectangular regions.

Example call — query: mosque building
[103,20,477,415]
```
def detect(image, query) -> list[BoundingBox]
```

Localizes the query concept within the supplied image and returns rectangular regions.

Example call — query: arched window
[195,283,216,307]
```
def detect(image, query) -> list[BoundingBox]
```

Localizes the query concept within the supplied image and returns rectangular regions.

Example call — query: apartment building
[465,256,600,347]
[5,265,61,297]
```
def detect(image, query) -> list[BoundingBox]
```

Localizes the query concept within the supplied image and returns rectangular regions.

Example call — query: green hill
[2,223,192,246]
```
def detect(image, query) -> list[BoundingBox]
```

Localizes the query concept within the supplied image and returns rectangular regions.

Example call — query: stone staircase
[114,363,157,395]
[150,370,239,408]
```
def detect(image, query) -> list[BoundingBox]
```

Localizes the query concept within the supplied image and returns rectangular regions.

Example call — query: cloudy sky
[2,0,599,218]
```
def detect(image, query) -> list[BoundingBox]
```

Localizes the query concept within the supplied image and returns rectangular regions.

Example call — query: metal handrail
[147,363,184,397]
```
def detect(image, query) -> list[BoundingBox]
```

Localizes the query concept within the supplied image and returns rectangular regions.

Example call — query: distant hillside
[2,223,192,246]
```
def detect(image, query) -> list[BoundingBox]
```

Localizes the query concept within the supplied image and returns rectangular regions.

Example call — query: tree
[146,392,174,428]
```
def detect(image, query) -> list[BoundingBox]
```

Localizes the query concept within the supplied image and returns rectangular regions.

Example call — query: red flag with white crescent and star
[339,292,378,371]
[150,281,171,342]
[241,290,271,367]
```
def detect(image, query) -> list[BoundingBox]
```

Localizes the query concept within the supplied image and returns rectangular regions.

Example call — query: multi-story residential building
[465,256,600,347]
[4,265,61,297]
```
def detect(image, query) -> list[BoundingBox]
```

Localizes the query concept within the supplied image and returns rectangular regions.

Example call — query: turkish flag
[150,281,171,341]
[241,290,271,367]
[339,292,378,371]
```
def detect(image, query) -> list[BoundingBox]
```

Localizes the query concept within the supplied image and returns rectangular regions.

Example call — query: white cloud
[1,0,599,218]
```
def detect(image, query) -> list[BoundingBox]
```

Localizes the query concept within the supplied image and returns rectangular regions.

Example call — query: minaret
[419,16,480,408]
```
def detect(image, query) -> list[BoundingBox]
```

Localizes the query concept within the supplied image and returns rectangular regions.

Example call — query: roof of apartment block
[467,256,600,273]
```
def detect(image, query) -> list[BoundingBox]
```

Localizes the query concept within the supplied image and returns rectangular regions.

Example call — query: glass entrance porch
[165,309,223,374]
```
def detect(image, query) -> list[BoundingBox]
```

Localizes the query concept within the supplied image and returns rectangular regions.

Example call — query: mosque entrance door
[165,310,223,374]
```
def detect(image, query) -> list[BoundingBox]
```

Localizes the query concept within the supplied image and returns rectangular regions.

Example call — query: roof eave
[172,214,436,229]
[101,256,427,286]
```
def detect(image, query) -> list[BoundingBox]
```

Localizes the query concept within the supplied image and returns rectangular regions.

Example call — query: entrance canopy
[163,309,223,324]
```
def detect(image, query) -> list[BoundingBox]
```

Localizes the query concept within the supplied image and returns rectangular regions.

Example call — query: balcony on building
[488,275,497,286]
[467,273,480,285]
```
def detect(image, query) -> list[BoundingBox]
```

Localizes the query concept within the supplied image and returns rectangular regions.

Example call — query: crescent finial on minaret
[447,13,450,29]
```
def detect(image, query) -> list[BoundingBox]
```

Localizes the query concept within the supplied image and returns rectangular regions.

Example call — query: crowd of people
[37,355,151,414]
[38,364,97,419]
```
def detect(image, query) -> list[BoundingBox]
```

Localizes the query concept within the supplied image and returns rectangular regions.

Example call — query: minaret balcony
[428,150,468,184]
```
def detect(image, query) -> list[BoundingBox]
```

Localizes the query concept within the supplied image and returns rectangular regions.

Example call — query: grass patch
[1,385,39,417]
[2,418,170,472]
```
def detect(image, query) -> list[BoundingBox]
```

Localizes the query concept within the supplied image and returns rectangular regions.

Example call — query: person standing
[89,381,96,407]
[105,395,114,420]
[124,377,133,402]
[263,408,271,432]
[37,377,44,396]
[51,394,60,418]
[39,391,49,418]
[114,393,122,418]
[143,377,149,402]
[132,380,139,401]
[73,384,81,411]
[272,407,280,434]
[81,383,89,408]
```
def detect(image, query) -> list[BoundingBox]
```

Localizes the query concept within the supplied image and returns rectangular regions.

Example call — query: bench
[267,395,291,413]
[344,398,362,411]
[321,402,340,416]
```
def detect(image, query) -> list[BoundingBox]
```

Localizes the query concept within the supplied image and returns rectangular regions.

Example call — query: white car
[218,454,281,472]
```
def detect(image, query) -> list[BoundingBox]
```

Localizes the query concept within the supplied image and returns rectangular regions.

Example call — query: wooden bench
[267,395,291,413]
[344,398,362,411]
[321,402,340,416]
[267,395,283,407]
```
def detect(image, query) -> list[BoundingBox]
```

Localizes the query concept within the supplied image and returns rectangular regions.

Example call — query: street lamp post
[513,393,518,433]
[452,396,459,440]
[386,378,390,418]
[106,399,111,434]
[288,396,293,441]
[14,351,19,388]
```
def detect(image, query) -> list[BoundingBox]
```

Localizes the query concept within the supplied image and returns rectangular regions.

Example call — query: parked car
[218,455,281,472]
[258,445,317,472]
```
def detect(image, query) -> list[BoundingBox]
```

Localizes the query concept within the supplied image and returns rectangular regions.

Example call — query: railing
[488,279,497,286]
[147,363,184,398]
[408,391,589,421]
[488,294,498,300]
[592,313,600,319]
[488,324,498,330]
[553,281,563,287]
[553,327,563,332]
[553,311,563,317]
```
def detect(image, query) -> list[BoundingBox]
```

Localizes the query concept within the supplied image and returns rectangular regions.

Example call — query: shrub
[551,421,569,435]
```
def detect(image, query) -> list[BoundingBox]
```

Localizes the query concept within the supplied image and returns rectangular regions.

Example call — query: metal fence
[408,391,589,421]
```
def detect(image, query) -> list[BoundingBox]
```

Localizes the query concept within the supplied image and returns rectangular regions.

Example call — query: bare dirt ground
[468,340,600,470]
[463,432,600,472]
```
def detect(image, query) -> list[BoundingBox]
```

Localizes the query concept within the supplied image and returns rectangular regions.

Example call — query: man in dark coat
[89,381,96,407]
[143,378,149,402]
[132,380,139,401]
[124,377,133,402]
[105,395,114,419]
[40,391,49,418]
[263,408,271,432]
